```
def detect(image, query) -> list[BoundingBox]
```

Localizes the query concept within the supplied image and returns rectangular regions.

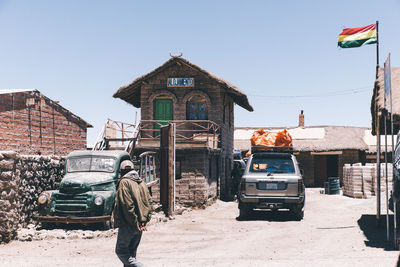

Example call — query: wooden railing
[93,118,139,151]
[138,120,221,148]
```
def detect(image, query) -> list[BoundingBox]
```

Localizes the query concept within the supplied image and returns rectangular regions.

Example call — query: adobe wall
[0,92,87,155]
[0,151,64,244]
[147,147,219,207]
[151,172,217,207]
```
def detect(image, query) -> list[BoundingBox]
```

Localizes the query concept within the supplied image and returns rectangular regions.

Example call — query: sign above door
[167,78,194,87]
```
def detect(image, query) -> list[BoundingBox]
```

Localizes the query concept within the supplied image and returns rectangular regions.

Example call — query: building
[371,67,400,136]
[234,125,379,187]
[0,89,92,155]
[113,56,253,203]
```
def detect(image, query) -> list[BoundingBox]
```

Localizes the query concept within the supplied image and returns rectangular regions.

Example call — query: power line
[248,86,371,98]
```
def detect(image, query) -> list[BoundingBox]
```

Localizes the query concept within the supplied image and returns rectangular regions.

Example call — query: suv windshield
[250,157,295,174]
[67,156,116,173]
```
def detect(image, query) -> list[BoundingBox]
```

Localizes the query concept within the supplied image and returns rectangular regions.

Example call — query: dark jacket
[112,170,153,228]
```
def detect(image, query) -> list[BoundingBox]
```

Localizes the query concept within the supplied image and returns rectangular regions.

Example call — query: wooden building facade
[113,56,253,203]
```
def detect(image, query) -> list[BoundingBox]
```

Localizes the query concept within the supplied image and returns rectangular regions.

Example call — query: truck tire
[102,220,113,230]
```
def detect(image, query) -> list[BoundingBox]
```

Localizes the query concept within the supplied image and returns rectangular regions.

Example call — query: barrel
[327,177,340,194]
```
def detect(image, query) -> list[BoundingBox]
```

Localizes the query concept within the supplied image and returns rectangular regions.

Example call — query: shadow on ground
[39,222,110,231]
[236,210,298,222]
[357,214,397,251]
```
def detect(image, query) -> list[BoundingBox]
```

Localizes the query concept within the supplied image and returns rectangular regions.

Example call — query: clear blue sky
[1,0,399,145]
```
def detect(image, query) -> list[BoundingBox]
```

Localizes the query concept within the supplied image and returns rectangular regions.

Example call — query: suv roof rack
[251,145,293,154]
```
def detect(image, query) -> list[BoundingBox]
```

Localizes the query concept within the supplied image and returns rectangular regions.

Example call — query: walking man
[113,160,153,267]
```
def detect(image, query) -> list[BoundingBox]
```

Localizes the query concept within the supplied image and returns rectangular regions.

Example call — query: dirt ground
[1,188,399,267]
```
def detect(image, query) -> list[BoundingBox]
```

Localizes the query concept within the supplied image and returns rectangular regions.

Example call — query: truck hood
[59,172,115,194]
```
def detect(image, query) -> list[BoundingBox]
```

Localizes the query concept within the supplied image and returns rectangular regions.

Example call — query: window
[186,96,207,120]
[250,156,294,174]
[67,156,116,173]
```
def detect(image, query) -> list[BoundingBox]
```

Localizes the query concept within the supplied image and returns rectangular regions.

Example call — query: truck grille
[54,194,89,215]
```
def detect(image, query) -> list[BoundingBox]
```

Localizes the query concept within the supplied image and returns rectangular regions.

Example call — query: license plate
[266,183,278,190]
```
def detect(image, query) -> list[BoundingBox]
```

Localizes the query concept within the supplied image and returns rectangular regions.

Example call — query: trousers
[115,224,143,267]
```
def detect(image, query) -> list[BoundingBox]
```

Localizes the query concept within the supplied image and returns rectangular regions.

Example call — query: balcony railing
[138,120,220,149]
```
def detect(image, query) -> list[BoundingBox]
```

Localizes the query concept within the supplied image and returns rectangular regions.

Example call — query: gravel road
[1,188,399,267]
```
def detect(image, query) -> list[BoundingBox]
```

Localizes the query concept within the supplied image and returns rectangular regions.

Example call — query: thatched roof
[371,67,400,135]
[234,126,370,152]
[113,57,253,111]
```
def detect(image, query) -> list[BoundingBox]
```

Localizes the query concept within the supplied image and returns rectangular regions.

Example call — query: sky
[1,0,400,146]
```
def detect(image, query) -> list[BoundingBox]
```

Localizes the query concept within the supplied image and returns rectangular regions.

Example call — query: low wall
[0,151,64,243]
[151,172,217,207]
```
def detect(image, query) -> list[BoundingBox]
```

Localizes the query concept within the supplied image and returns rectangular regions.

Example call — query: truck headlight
[38,194,48,205]
[94,196,104,206]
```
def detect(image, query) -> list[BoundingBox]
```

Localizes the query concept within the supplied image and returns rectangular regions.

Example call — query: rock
[0,159,14,170]
[68,233,80,240]
[83,232,94,239]
[1,151,19,160]
[0,171,12,179]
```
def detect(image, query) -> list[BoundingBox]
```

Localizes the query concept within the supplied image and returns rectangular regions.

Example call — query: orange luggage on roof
[250,128,293,151]
[275,129,293,147]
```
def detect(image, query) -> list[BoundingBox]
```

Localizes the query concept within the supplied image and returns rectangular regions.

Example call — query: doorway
[154,99,173,137]
[326,155,339,178]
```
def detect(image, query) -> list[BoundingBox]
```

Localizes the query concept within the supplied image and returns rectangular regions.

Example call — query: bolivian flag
[338,23,377,48]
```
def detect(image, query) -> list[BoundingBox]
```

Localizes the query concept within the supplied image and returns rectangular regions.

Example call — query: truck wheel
[102,220,113,230]
[291,204,304,221]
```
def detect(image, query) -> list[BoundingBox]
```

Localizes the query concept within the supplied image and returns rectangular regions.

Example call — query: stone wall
[0,151,64,243]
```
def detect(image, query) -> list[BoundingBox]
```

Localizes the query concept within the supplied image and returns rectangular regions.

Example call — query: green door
[154,99,173,137]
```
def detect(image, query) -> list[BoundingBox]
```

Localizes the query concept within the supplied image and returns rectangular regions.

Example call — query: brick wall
[0,92,88,155]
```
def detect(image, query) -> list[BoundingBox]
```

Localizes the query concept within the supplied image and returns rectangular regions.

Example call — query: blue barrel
[328,177,340,194]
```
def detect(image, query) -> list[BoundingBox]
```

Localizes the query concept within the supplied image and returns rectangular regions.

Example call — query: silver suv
[238,151,305,220]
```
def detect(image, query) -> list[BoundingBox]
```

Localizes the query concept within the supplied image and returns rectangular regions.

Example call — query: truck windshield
[250,157,295,174]
[67,156,116,173]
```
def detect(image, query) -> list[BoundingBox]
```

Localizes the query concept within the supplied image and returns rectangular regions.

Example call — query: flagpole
[376,20,379,78]
[376,20,381,227]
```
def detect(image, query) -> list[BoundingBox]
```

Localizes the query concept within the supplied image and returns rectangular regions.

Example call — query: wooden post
[168,123,175,216]
[160,123,175,216]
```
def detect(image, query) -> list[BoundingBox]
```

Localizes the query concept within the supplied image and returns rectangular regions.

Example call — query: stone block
[1,151,19,160]
[0,171,12,179]
[0,159,14,170]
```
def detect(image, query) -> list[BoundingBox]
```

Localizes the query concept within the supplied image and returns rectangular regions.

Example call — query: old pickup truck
[34,150,132,228]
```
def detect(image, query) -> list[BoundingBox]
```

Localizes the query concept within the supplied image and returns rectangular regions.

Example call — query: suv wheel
[291,204,304,221]
[239,204,250,219]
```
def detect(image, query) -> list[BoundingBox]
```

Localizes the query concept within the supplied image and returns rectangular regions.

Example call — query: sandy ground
[1,188,399,267]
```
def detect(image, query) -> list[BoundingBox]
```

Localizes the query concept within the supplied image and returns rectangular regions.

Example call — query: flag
[338,23,377,48]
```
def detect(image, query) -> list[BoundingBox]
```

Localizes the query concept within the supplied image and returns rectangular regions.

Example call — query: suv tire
[239,204,250,219]
[291,204,304,221]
